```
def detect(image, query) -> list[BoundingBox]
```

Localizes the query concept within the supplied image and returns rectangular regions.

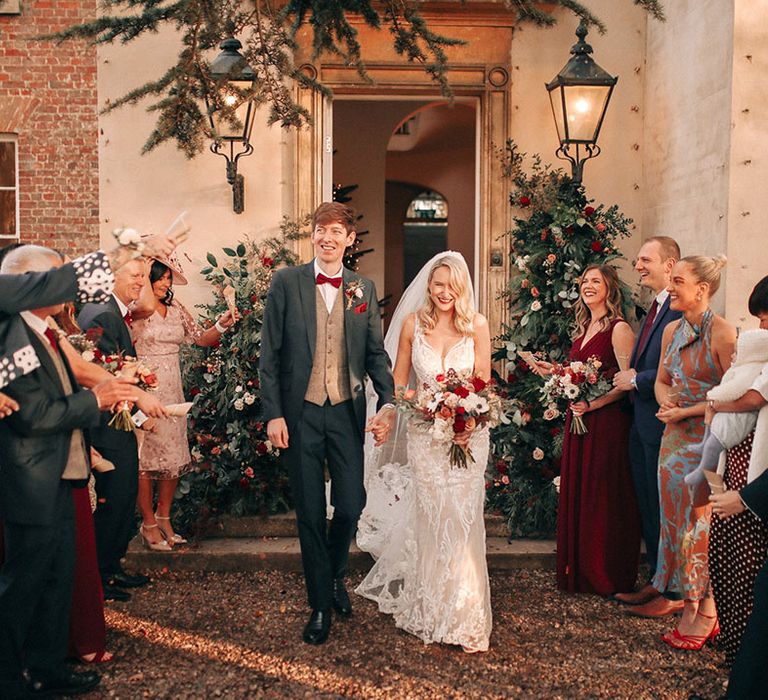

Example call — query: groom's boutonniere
[345,279,365,310]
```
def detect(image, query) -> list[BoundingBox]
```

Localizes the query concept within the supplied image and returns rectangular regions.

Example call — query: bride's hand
[453,417,476,447]
[453,430,472,447]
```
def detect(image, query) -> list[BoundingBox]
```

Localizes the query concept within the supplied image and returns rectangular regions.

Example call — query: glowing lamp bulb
[574,97,590,113]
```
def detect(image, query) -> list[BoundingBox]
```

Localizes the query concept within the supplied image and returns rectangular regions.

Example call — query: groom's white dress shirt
[313,259,343,313]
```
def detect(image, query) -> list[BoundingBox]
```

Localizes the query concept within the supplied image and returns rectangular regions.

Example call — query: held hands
[710,490,746,519]
[366,406,396,447]
[267,417,290,450]
[613,369,636,392]
[0,391,20,418]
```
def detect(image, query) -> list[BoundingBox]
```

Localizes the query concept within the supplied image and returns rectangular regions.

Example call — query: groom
[260,202,395,645]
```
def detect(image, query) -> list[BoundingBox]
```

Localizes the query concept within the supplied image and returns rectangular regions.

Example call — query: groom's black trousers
[284,399,365,611]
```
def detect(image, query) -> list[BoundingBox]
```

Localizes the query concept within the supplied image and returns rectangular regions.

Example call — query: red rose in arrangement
[395,368,511,469]
[518,195,531,207]
[591,241,603,252]
[584,206,596,217]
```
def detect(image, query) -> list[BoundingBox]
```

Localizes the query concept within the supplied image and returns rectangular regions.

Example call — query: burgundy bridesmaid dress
[556,319,641,594]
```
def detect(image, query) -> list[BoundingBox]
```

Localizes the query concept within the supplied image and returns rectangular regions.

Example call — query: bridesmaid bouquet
[395,368,510,468]
[539,356,611,435]
[64,330,159,431]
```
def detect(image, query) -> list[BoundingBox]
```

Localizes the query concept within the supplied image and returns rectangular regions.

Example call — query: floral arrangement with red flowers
[396,369,510,469]
[539,355,611,435]
[63,328,158,431]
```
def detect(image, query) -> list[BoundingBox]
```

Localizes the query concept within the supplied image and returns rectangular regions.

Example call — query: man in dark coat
[613,236,683,616]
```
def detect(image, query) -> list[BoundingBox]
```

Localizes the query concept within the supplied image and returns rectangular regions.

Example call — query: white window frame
[0,133,19,243]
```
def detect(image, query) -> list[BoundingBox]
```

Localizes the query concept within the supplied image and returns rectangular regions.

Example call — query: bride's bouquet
[539,356,611,435]
[396,369,510,468]
[63,329,159,431]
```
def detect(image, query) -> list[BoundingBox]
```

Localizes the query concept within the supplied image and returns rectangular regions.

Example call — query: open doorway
[332,98,477,323]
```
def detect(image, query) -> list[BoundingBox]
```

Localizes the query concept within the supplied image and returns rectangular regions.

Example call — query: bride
[356,251,492,653]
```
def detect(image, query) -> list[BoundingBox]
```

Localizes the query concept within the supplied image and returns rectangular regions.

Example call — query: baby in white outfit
[686,329,768,487]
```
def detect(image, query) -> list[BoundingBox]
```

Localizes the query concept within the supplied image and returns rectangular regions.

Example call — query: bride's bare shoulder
[402,313,417,338]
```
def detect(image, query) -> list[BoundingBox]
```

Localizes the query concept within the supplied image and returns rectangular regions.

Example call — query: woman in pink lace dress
[132,257,236,548]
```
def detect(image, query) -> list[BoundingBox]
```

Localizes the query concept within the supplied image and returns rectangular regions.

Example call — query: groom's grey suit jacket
[260,262,394,435]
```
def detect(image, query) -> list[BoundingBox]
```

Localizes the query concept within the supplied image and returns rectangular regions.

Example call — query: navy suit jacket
[630,296,681,443]
[77,296,138,449]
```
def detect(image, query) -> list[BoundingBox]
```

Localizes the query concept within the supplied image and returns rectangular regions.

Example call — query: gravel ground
[82,569,728,699]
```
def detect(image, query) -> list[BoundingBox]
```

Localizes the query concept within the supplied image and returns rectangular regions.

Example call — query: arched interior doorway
[333,100,476,321]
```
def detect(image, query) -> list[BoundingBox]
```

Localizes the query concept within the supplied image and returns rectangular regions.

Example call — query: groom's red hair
[312,202,357,234]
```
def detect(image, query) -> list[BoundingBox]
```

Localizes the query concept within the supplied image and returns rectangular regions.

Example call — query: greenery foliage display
[486,142,636,537]
[175,219,307,532]
[50,1,663,157]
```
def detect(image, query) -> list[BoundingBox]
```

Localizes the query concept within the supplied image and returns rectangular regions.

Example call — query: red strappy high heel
[661,612,719,651]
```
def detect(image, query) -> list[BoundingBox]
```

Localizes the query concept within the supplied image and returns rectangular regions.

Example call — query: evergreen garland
[47,1,664,157]
[487,142,637,537]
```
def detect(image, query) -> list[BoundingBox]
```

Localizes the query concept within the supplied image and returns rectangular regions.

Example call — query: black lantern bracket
[555,141,601,185]
[210,139,253,214]
[204,37,257,215]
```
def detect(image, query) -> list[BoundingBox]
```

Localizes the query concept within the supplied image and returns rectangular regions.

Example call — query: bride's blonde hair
[417,255,474,335]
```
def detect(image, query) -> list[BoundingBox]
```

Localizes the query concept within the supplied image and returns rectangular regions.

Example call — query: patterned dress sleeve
[174,301,205,345]
[70,251,114,303]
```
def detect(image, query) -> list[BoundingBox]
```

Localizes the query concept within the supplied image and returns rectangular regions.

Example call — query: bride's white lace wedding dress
[356,319,492,652]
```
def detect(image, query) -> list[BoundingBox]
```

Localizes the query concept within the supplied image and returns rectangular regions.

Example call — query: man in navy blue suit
[612,236,682,615]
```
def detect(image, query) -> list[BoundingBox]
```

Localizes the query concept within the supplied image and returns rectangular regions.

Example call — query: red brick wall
[0,0,99,254]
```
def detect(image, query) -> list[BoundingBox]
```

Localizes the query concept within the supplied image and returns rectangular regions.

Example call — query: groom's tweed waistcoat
[35,329,89,480]
[304,289,352,406]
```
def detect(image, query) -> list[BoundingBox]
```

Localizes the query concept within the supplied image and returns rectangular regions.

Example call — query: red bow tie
[316,273,341,289]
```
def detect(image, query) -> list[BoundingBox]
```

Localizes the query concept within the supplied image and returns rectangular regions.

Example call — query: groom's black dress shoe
[23,667,100,696]
[332,579,352,617]
[303,609,332,645]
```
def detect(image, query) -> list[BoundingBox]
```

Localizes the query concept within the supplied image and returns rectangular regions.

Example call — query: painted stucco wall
[723,0,768,327]
[641,1,735,315]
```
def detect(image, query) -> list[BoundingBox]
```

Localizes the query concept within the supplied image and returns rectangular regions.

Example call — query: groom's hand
[366,407,395,447]
[267,417,289,449]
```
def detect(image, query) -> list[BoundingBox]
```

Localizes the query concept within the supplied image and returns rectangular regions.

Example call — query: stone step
[213,512,511,539]
[125,536,556,573]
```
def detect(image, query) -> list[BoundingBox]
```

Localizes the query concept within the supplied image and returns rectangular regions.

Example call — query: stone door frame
[291,58,513,337]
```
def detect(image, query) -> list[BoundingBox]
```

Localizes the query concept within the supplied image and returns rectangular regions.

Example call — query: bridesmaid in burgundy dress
[535,264,640,594]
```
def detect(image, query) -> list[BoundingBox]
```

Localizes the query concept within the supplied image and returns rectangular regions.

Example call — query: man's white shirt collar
[112,293,129,317]
[20,311,52,342]
[313,259,343,279]
[655,289,669,308]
